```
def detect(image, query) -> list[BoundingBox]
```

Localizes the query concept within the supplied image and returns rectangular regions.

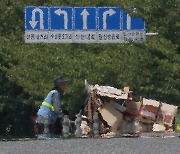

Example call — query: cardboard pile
[156,103,178,127]
[98,102,123,134]
[80,116,91,137]
[80,82,179,138]
[140,98,160,122]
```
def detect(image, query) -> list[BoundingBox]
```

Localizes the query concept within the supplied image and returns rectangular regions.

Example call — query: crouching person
[36,77,68,139]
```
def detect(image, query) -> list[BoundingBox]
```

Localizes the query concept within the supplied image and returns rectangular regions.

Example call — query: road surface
[0,137,180,154]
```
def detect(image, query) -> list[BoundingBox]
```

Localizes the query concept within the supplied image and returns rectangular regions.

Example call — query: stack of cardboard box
[81,83,178,138]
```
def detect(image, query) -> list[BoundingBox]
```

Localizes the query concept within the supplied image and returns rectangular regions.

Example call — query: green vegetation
[0,0,179,136]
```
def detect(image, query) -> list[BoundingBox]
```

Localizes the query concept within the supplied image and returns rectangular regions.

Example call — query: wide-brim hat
[54,77,69,87]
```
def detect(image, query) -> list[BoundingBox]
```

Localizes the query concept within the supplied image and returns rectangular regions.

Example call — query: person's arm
[52,92,63,117]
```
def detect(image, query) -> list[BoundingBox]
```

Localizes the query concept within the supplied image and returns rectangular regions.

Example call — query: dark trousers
[37,118,62,135]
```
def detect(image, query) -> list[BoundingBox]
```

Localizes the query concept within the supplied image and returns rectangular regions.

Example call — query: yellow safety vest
[41,90,57,111]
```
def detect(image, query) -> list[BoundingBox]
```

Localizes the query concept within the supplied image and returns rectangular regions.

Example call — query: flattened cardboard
[98,102,123,133]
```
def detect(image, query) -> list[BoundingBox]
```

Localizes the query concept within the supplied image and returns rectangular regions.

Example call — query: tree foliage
[0,0,179,136]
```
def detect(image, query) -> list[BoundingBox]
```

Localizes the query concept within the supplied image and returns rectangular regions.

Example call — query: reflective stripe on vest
[42,102,55,111]
[41,90,57,111]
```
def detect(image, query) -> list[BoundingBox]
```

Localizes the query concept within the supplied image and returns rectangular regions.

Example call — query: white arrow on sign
[103,9,116,30]
[127,14,131,30]
[80,9,89,30]
[55,8,68,29]
[29,8,44,29]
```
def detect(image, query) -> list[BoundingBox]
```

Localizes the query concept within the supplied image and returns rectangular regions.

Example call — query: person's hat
[54,77,69,87]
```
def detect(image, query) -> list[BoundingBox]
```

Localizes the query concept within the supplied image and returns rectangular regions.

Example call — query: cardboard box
[139,108,157,121]
[156,103,178,127]
[98,102,123,133]
[143,98,160,107]
[126,101,142,115]
[139,98,160,121]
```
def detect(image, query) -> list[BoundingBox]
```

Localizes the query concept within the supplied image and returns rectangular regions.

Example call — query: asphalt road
[0,138,180,154]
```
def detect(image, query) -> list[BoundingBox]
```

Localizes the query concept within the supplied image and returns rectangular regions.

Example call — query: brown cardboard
[98,102,123,133]
[143,98,160,107]
[143,105,159,113]
[156,103,178,127]
[139,98,160,121]
[123,87,130,93]
[153,124,166,132]
[85,82,179,136]
[139,108,157,121]
[126,101,142,115]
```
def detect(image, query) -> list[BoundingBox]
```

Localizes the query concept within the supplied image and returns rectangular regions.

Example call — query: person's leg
[49,124,55,134]
[38,123,44,134]
[44,119,50,134]
[54,118,63,135]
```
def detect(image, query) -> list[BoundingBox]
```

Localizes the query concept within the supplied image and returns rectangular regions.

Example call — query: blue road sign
[25,7,49,30]
[74,7,97,30]
[25,6,146,43]
[50,7,73,30]
[131,17,145,30]
[98,7,121,30]
[123,12,145,30]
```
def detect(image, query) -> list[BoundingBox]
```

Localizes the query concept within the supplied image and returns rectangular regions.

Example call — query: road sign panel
[25,31,49,43]
[74,7,97,30]
[49,31,73,43]
[74,31,97,43]
[98,31,124,43]
[123,31,146,43]
[122,12,145,30]
[98,7,121,30]
[25,6,146,43]
[50,7,73,30]
[25,7,49,30]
